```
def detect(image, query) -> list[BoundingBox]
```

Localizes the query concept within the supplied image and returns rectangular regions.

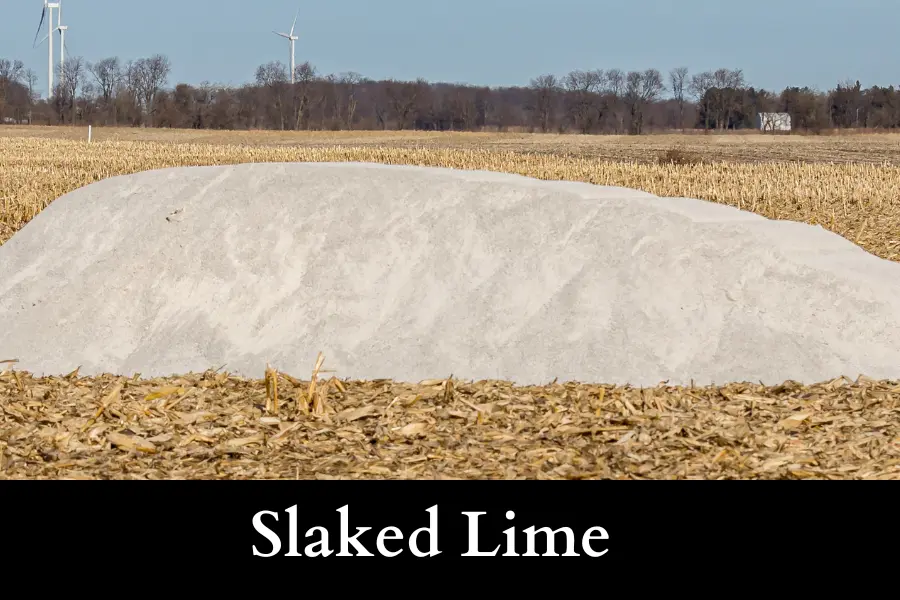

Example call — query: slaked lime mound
[1,162,899,385]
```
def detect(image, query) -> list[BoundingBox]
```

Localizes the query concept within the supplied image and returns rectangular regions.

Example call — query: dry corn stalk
[310,353,327,415]
[265,363,278,415]
[12,369,24,392]
[328,376,346,394]
[444,376,455,404]
[296,390,310,415]
[81,378,125,432]
[313,384,329,415]
[295,352,329,416]
[107,432,157,454]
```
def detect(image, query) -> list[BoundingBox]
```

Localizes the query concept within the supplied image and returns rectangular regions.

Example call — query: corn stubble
[0,133,898,480]
[1,360,897,480]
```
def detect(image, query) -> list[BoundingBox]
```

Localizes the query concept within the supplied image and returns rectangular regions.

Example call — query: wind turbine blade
[33,7,47,47]
[290,9,299,36]
[38,33,50,46]
[274,30,289,38]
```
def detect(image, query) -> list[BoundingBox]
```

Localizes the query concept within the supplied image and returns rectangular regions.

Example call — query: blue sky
[2,0,898,98]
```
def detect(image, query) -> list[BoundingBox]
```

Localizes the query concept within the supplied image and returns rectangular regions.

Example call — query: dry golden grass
[1,125,899,480]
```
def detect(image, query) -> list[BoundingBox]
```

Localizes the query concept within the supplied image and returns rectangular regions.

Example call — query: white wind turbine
[57,0,69,69]
[32,1,61,98]
[273,9,300,84]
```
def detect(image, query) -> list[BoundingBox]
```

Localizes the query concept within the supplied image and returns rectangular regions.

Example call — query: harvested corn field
[1,128,899,480]
[5,125,900,165]
[1,365,898,480]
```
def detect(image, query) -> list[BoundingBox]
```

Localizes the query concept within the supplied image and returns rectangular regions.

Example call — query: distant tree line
[1,55,898,133]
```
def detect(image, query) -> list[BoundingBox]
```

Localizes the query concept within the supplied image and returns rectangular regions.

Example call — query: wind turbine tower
[33,0,61,98]
[273,9,300,84]
[58,0,69,69]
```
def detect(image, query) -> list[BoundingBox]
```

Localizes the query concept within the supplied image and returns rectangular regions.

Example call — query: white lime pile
[1,162,899,385]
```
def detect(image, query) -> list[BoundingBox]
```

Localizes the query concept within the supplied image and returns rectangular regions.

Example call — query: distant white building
[756,112,792,132]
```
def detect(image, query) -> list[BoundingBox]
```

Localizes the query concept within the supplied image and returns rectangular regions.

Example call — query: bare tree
[385,79,421,130]
[25,69,38,99]
[372,84,390,130]
[57,56,84,123]
[602,68,625,133]
[711,68,745,129]
[255,61,289,130]
[79,80,98,123]
[528,74,559,133]
[0,59,25,121]
[336,71,362,129]
[89,57,121,103]
[293,62,318,130]
[116,59,139,124]
[122,59,138,92]
[22,68,38,123]
[563,69,604,133]
[689,71,714,130]
[445,86,478,130]
[474,86,495,130]
[829,79,864,128]
[144,55,172,124]
[624,69,663,134]
[669,67,688,130]
[0,59,25,84]
[192,81,218,129]
[88,57,122,124]
[127,54,172,126]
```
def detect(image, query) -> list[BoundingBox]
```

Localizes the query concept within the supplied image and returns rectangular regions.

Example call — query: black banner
[6,481,895,578]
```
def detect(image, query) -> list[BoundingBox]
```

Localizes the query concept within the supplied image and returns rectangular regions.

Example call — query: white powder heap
[1,162,899,386]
